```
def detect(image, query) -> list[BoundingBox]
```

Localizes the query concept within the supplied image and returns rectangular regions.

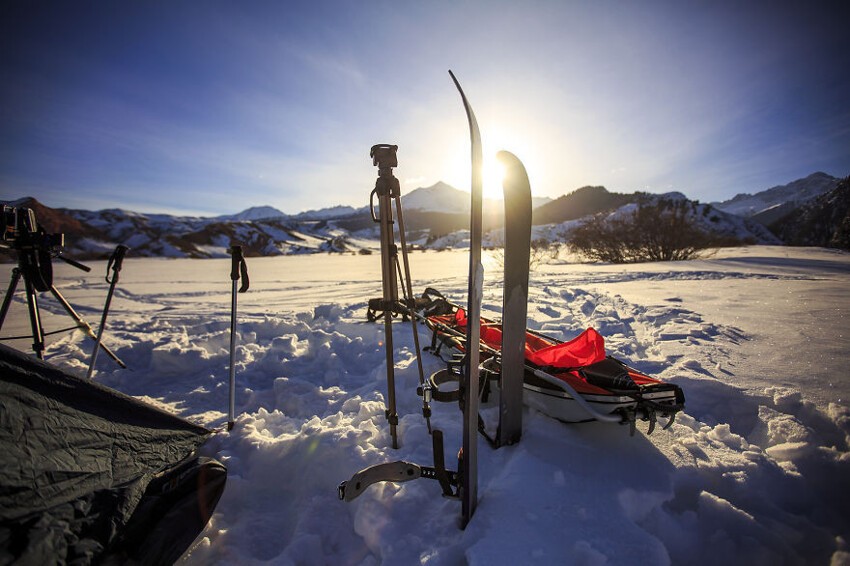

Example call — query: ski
[449,69,483,528]
[496,151,532,446]
[338,72,485,530]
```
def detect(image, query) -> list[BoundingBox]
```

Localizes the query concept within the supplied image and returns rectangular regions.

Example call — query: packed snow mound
[5,246,848,564]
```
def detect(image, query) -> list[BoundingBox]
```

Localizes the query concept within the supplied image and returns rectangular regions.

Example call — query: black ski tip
[496,150,528,177]
[497,151,531,199]
[448,70,468,104]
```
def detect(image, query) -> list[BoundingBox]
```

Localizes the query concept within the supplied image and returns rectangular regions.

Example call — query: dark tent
[0,344,226,565]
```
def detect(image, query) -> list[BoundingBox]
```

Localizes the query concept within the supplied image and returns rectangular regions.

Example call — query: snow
[2,246,849,564]
[713,172,840,218]
[216,206,288,222]
[293,204,361,220]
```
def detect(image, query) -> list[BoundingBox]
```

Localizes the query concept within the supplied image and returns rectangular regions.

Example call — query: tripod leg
[0,268,23,332]
[376,181,400,449]
[24,273,46,359]
[394,198,431,432]
[49,286,127,368]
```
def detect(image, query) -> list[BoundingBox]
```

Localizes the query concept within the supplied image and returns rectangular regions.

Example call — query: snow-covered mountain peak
[656,191,689,201]
[713,172,839,217]
[401,181,470,213]
[293,205,359,221]
[218,206,287,222]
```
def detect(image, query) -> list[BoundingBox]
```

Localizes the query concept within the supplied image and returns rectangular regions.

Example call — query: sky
[1,1,849,217]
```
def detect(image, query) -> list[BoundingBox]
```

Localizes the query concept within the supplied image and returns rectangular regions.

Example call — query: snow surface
[2,246,849,565]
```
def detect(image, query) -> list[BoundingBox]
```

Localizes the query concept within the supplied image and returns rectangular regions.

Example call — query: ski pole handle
[106,245,129,283]
[229,245,249,293]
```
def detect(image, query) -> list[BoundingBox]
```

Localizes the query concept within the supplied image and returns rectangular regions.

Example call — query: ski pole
[87,245,129,379]
[228,245,249,431]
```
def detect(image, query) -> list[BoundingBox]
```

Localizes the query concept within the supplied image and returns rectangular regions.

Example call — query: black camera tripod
[368,144,428,448]
[0,242,126,367]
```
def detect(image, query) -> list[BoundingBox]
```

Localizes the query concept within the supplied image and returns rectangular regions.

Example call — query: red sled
[424,305,685,433]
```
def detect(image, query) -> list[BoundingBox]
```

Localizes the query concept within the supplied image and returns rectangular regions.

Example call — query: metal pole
[50,286,125,367]
[393,197,431,432]
[87,245,128,378]
[228,245,249,431]
[0,268,22,333]
[377,176,400,449]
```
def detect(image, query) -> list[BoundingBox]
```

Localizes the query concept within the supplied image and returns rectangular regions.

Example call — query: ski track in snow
[2,247,849,565]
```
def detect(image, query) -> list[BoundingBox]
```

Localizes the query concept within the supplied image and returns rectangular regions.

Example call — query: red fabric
[435,310,606,369]
[455,308,467,327]
[454,308,504,347]
[525,328,606,368]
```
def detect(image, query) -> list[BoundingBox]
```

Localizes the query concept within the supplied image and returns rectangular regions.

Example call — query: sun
[442,151,507,200]
[440,123,540,201]
[482,154,507,200]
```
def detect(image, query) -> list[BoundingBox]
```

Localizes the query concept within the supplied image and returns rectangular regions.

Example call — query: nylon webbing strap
[430,429,456,497]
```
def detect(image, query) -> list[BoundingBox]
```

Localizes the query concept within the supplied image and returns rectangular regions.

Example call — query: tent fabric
[0,344,226,565]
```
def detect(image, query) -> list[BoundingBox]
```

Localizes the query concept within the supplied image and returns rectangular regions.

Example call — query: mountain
[1,198,363,260]
[2,197,109,245]
[401,181,469,212]
[712,172,840,222]
[532,185,635,226]
[768,177,850,249]
[216,206,287,222]
[4,173,836,261]
[536,191,780,247]
[400,181,551,215]
[292,205,360,221]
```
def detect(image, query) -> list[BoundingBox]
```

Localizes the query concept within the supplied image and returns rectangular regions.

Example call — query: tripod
[0,245,126,367]
[369,144,429,448]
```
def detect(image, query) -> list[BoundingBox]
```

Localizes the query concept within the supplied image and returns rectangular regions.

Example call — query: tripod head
[370,144,398,175]
[1,205,90,292]
[369,145,402,222]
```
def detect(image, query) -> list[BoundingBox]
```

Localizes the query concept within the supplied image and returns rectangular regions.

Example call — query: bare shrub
[489,237,559,271]
[568,198,729,263]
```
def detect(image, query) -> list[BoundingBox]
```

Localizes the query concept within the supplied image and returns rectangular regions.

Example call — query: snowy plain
[2,245,849,565]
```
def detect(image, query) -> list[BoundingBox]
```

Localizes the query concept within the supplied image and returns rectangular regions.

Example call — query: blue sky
[2,1,848,216]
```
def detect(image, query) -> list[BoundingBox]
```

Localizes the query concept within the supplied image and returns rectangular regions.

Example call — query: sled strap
[424,325,442,355]
[427,429,457,497]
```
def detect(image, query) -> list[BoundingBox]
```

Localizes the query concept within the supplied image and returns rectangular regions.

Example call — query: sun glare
[440,124,540,201]
[482,154,507,200]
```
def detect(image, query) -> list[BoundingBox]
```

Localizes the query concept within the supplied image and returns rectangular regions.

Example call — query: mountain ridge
[711,172,839,220]
[2,172,844,259]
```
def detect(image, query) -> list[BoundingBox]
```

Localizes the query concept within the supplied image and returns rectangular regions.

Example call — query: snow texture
[2,246,848,565]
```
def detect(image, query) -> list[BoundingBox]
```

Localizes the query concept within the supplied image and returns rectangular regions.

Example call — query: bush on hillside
[568,198,734,263]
